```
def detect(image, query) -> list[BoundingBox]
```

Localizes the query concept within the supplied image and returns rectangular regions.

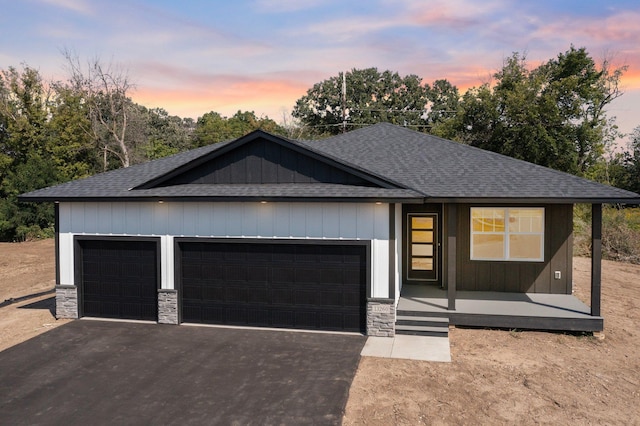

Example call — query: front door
[407,213,439,282]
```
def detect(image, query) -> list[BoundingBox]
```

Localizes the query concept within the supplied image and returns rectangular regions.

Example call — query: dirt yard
[1,240,639,424]
[344,258,640,425]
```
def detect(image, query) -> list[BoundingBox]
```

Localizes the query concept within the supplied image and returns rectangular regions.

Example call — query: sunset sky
[2,0,640,144]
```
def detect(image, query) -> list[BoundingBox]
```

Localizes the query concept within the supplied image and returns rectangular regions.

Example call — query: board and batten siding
[455,204,573,294]
[58,202,392,298]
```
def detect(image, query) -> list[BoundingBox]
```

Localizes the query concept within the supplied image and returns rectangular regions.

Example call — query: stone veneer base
[158,289,178,325]
[55,285,78,319]
[367,298,395,337]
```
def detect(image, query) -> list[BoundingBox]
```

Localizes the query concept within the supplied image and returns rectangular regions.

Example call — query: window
[470,208,544,261]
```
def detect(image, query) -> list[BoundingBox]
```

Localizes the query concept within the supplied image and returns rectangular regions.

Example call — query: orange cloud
[133,77,310,120]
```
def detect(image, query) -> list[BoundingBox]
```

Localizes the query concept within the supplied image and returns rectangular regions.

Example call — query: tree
[292,68,430,136]
[142,107,194,160]
[0,66,57,240]
[608,126,640,194]
[48,85,100,180]
[425,79,460,136]
[63,50,139,170]
[440,47,626,176]
[194,110,284,146]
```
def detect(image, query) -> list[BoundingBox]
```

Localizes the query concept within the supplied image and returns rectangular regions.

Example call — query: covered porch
[397,285,603,332]
[403,203,604,333]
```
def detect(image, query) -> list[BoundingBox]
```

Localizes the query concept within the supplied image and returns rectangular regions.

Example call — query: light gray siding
[58,201,393,298]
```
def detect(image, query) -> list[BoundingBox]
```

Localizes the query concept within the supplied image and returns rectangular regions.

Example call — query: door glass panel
[412,244,433,256]
[412,217,433,229]
[411,258,433,270]
[412,230,433,243]
[408,213,438,280]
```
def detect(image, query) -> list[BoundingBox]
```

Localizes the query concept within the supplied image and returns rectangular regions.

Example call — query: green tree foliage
[0,66,57,240]
[194,110,284,146]
[142,107,195,160]
[425,79,460,135]
[48,85,99,180]
[605,126,640,194]
[293,68,434,136]
[440,47,626,175]
[625,128,640,194]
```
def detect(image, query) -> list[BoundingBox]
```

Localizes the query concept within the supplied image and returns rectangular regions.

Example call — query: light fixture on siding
[158,200,164,204]
[260,201,268,204]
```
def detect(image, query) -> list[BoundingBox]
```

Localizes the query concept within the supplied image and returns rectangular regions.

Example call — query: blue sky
[2,0,639,144]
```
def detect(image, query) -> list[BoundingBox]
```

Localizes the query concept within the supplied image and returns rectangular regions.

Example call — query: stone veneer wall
[158,289,178,325]
[366,298,395,337]
[55,285,78,319]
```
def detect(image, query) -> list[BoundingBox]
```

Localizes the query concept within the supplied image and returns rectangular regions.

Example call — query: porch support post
[591,203,602,317]
[447,204,457,310]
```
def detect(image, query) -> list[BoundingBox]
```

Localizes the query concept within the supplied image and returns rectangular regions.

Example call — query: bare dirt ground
[1,240,639,424]
[0,239,70,352]
[345,257,640,425]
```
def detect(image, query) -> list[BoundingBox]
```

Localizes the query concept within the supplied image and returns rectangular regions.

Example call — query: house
[19,123,640,336]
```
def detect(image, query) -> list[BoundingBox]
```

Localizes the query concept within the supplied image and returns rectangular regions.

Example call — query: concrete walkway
[361,334,451,362]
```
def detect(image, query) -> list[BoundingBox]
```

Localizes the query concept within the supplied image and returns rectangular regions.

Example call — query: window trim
[470,207,545,262]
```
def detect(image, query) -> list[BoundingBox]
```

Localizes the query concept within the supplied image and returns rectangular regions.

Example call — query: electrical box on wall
[554,271,562,280]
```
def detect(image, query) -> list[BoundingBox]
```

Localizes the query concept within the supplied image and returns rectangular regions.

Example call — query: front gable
[136,131,393,190]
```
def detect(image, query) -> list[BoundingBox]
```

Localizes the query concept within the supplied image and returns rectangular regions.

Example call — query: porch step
[395,314,449,337]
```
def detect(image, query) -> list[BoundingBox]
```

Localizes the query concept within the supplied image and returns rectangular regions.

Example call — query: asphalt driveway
[0,320,366,425]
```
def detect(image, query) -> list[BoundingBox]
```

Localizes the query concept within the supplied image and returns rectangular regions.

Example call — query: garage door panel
[226,286,249,303]
[182,283,203,300]
[181,264,202,280]
[320,290,343,306]
[319,312,345,330]
[294,311,317,327]
[294,288,318,305]
[248,308,270,325]
[100,262,120,278]
[320,268,343,283]
[247,266,268,282]
[202,284,225,301]
[80,239,158,321]
[294,268,317,283]
[343,269,364,285]
[225,265,247,281]
[248,287,269,304]
[271,309,295,327]
[227,306,248,324]
[272,267,295,283]
[180,241,366,332]
[272,288,294,305]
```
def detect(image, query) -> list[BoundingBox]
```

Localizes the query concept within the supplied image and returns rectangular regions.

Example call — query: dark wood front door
[407,213,439,282]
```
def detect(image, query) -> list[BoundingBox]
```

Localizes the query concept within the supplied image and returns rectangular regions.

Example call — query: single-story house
[19,123,640,336]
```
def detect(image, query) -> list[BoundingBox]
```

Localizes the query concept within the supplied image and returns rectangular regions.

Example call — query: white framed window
[470,207,544,262]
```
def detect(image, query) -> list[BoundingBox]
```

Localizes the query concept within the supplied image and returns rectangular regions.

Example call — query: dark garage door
[78,239,158,321]
[179,241,367,332]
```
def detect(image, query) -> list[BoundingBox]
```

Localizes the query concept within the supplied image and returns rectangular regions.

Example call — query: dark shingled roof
[301,123,640,202]
[19,123,640,204]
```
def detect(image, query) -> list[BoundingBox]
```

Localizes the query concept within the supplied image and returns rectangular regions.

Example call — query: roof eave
[424,197,640,205]
[18,195,425,204]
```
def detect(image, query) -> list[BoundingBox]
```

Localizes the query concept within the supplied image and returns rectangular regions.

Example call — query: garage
[177,240,368,332]
[77,238,159,321]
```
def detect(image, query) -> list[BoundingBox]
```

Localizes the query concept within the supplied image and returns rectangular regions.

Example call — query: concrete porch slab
[361,335,451,362]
